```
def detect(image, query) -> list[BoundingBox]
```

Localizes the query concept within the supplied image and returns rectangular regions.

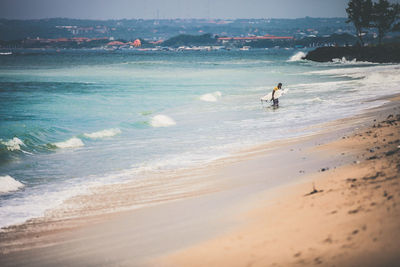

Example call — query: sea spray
[288,51,307,62]
[0,175,24,194]
[84,128,121,139]
[200,91,222,102]
[332,57,357,64]
[53,137,84,149]
[150,115,176,127]
[0,137,24,151]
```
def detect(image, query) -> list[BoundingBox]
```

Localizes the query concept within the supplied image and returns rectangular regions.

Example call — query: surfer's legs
[273,98,279,106]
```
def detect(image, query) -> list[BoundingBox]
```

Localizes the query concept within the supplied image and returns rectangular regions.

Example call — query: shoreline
[156,96,400,266]
[1,95,400,266]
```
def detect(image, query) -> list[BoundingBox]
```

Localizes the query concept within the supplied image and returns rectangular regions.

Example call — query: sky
[0,0,355,20]
[2,0,399,20]
[1,0,398,20]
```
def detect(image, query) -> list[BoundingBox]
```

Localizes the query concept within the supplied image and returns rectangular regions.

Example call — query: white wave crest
[53,137,84,149]
[332,57,357,64]
[308,65,399,81]
[200,91,222,102]
[1,137,24,151]
[288,51,307,62]
[0,175,24,194]
[150,115,176,127]
[84,128,121,139]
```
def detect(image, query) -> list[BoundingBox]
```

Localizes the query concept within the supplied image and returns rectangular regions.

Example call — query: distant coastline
[304,43,400,63]
[0,17,389,50]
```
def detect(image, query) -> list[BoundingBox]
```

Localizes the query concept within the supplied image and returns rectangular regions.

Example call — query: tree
[162,33,216,47]
[371,0,400,44]
[346,0,373,46]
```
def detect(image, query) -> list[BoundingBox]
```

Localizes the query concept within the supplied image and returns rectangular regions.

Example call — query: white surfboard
[260,89,287,102]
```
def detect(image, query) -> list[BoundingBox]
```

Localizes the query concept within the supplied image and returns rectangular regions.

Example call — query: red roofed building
[149,40,164,45]
[54,38,69,42]
[133,39,141,47]
[107,41,125,46]
[72,37,90,42]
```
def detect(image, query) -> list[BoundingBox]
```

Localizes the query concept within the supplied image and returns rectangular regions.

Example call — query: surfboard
[260,89,287,102]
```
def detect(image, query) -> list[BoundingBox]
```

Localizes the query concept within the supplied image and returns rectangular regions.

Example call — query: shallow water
[0,49,399,228]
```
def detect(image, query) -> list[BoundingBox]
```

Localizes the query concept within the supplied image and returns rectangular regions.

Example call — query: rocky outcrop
[304,43,400,63]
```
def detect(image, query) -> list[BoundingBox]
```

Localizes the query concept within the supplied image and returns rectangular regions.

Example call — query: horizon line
[0,16,347,21]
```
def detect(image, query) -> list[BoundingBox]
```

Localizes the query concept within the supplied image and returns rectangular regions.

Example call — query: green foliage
[371,0,400,44]
[393,22,400,32]
[248,39,289,48]
[297,33,358,46]
[162,33,217,47]
[248,34,358,48]
[346,0,400,46]
[0,18,352,42]
[346,0,374,46]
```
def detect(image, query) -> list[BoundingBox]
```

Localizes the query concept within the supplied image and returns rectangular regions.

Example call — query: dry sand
[1,98,399,267]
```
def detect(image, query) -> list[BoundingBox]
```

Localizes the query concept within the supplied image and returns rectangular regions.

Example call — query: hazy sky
[1,0,397,20]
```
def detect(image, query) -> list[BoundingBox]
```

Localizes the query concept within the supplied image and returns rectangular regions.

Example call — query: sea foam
[288,51,307,62]
[1,137,24,151]
[332,57,357,64]
[84,128,121,139]
[150,115,176,127]
[200,91,222,102]
[0,175,24,194]
[53,137,84,149]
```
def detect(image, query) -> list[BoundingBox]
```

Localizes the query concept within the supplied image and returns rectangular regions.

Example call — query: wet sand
[157,98,400,267]
[1,96,400,266]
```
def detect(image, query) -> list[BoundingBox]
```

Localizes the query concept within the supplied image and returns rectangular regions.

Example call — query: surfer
[271,83,282,107]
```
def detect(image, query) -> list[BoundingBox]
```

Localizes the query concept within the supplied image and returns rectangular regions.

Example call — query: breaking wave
[52,137,84,149]
[84,128,121,139]
[0,137,25,152]
[332,57,357,64]
[0,175,24,194]
[200,91,222,102]
[150,115,176,127]
[288,51,307,62]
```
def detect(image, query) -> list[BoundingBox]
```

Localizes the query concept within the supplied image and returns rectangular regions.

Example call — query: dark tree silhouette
[346,0,373,46]
[371,0,400,44]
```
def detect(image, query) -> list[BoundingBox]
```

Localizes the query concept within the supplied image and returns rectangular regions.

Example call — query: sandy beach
[1,96,400,266]
[156,96,400,267]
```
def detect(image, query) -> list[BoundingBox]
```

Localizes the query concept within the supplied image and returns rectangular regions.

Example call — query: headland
[304,43,400,63]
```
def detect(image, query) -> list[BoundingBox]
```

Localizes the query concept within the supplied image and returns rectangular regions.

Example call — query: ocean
[0,49,399,228]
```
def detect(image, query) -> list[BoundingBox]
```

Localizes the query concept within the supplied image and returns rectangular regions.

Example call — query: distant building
[133,39,141,47]
[218,34,293,44]
[107,41,125,46]
[149,40,164,45]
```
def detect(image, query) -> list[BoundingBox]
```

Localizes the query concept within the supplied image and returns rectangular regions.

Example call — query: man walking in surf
[271,82,282,107]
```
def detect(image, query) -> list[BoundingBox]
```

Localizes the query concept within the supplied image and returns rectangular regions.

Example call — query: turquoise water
[0,49,399,227]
